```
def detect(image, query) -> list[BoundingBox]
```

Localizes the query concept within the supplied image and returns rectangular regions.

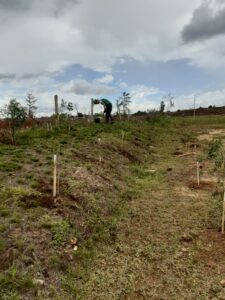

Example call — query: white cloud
[0,0,202,75]
[96,74,114,84]
[61,78,116,95]
[119,81,128,89]
[1,0,225,114]
[127,84,161,112]
[0,0,224,76]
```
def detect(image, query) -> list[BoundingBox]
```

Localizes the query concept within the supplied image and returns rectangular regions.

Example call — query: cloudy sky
[1,0,225,114]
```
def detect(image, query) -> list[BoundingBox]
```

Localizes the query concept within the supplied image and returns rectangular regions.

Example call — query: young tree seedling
[0,99,27,144]
[26,93,38,118]
[208,139,225,233]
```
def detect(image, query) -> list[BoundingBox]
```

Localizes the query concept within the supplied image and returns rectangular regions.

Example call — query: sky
[0,0,225,115]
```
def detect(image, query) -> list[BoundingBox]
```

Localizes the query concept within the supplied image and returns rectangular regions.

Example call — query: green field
[1,115,225,299]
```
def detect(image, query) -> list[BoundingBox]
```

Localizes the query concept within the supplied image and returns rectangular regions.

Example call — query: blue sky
[0,0,225,114]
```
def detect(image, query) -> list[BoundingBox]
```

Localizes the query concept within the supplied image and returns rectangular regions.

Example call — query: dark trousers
[105,103,113,123]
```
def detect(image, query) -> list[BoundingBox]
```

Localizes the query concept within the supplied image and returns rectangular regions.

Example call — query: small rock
[181,247,188,253]
[220,279,225,287]
[71,237,78,246]
[34,279,45,286]
[147,169,156,174]
[167,168,173,172]
[73,246,78,251]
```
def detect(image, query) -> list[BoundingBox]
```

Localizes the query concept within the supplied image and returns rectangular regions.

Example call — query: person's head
[94,99,100,104]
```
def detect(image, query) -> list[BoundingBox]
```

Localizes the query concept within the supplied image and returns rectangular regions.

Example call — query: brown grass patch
[197,230,225,274]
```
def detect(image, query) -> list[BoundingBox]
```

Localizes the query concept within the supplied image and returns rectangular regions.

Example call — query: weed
[30,180,38,189]
[0,161,22,172]
[10,213,22,224]
[0,238,6,253]
[208,139,224,168]
[0,208,10,217]
[29,157,39,163]
[0,224,7,233]
[51,221,71,246]
[0,267,35,293]
[0,290,21,300]
[48,255,63,270]
[208,194,223,230]
[41,215,71,246]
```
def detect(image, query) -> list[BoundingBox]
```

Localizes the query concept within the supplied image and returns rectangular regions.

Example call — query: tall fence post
[54,94,59,122]
[54,94,59,115]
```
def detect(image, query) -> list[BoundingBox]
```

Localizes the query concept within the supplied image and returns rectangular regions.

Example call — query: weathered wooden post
[197,161,200,186]
[54,94,59,123]
[91,98,94,121]
[54,95,59,115]
[97,138,102,163]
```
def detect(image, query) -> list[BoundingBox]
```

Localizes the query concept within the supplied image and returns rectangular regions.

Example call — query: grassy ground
[1,115,225,299]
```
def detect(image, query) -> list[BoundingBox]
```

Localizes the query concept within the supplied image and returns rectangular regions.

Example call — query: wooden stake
[197,161,200,186]
[177,152,196,157]
[57,146,60,196]
[54,95,59,115]
[53,154,57,198]
[97,138,102,163]
[54,94,59,125]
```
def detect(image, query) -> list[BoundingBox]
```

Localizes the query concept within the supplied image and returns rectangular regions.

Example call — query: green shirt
[100,99,111,106]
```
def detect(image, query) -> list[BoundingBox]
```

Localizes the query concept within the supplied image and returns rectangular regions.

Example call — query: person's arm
[100,101,106,113]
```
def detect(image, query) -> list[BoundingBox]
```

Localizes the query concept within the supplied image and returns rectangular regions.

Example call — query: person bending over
[94,99,114,124]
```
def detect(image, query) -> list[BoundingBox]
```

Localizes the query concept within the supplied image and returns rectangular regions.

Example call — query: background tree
[117,92,132,117]
[59,99,74,131]
[60,99,67,114]
[60,99,74,116]
[163,93,175,112]
[1,99,27,144]
[159,101,165,113]
[26,93,37,118]
[67,102,74,115]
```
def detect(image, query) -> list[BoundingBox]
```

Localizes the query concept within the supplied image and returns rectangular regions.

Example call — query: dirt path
[78,148,223,300]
